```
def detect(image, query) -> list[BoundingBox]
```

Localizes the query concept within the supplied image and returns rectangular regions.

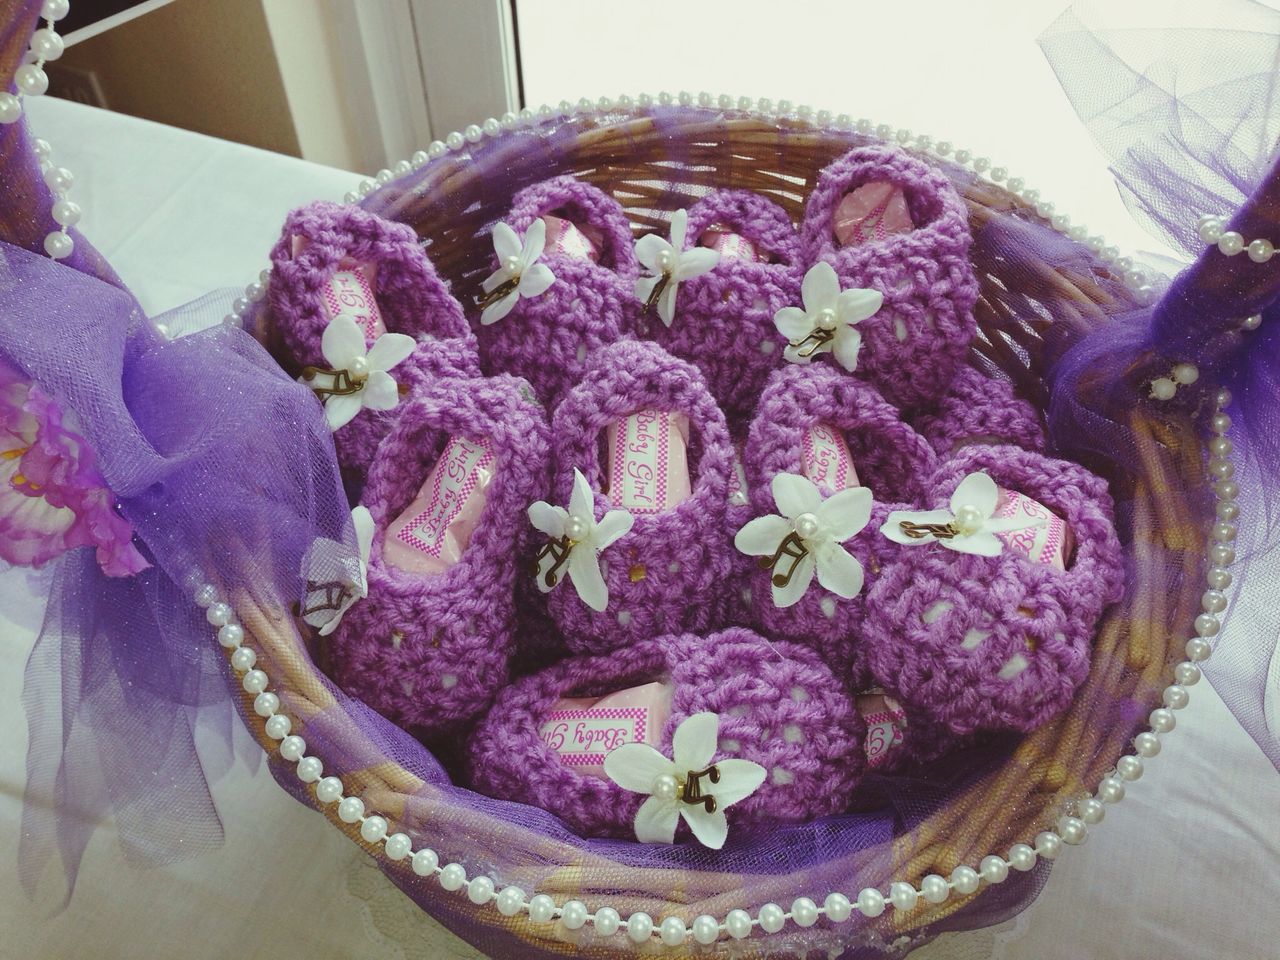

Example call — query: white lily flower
[603,712,766,849]
[307,315,415,431]
[634,209,720,327]
[734,472,873,608]
[528,468,634,612]
[774,261,883,371]
[881,471,1045,556]
[480,218,556,325]
[300,506,374,636]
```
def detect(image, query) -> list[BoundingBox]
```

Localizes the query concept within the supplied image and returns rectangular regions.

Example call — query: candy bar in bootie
[913,364,1046,456]
[795,144,978,408]
[531,340,734,654]
[646,190,801,430]
[466,628,864,845]
[264,201,480,487]
[864,444,1124,747]
[327,372,549,738]
[474,176,639,407]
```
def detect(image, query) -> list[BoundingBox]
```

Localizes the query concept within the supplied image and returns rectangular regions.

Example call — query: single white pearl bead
[857,888,885,917]
[1008,176,1025,193]
[1199,219,1224,243]
[315,776,343,803]
[337,796,364,823]
[990,165,1008,181]
[1186,637,1212,662]
[1035,831,1062,859]
[501,254,522,275]
[1134,731,1161,757]
[0,92,24,124]
[1172,363,1199,385]
[296,756,323,783]
[411,847,439,876]
[1242,312,1263,331]
[217,622,243,648]
[889,882,918,911]
[373,169,393,185]
[758,902,786,932]
[656,249,676,273]
[824,893,852,922]
[659,916,687,946]
[463,124,483,143]
[1214,480,1239,502]
[241,669,268,695]
[1097,776,1125,803]
[1209,436,1234,458]
[467,876,495,905]
[42,0,70,19]
[482,117,502,136]
[361,817,389,844]
[16,64,48,97]
[206,601,233,627]
[230,296,249,316]
[1212,518,1237,540]
[736,96,753,111]
[1085,235,1104,253]
[356,179,375,197]
[875,123,892,139]
[593,906,621,936]
[1008,843,1037,871]
[725,908,753,939]
[564,515,589,542]
[244,280,265,302]
[496,886,526,917]
[1195,613,1221,637]
[392,160,411,176]
[1175,662,1201,686]
[529,894,557,922]
[794,512,821,540]
[445,131,465,151]
[954,503,985,534]
[1116,755,1144,781]
[1149,377,1177,401]
[30,28,64,61]
[51,198,80,226]
[279,734,306,762]
[626,911,653,942]
[1052,213,1071,231]
[1077,798,1105,825]
[560,899,588,929]
[850,117,869,133]
[44,231,73,259]
[954,148,972,164]
[936,140,953,155]
[979,855,1009,883]
[950,865,980,894]
[1211,411,1233,433]
[1248,238,1274,263]
[346,354,369,381]
[1058,816,1088,845]
[1216,387,1233,408]
[253,691,279,717]
[439,862,466,890]
[815,307,838,330]
[1135,284,1157,306]
[1149,707,1176,733]
[264,714,291,740]
[411,149,429,166]
[691,914,719,945]
[230,646,256,672]
[427,140,446,159]
[1202,590,1228,613]
[651,773,679,801]
[657,91,674,106]
[1217,231,1245,255]
[920,875,949,903]
[384,832,412,860]
[757,97,774,114]
[791,897,819,927]
[1163,684,1190,710]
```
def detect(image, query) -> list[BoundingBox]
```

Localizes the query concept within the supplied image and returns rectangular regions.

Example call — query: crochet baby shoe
[473,176,639,407]
[738,363,938,676]
[796,144,978,408]
[863,444,1124,748]
[264,201,480,486]
[326,372,549,739]
[466,628,864,841]
[536,340,734,654]
[913,364,1046,456]
[647,190,801,431]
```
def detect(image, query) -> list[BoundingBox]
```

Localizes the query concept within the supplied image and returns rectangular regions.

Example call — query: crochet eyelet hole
[961,628,989,650]
[751,297,766,311]
[759,339,776,355]
[921,600,952,625]
[789,686,809,702]
[441,674,458,689]
[390,631,404,650]
[782,724,805,744]
[575,342,587,363]
[771,768,795,786]
[820,596,837,618]
[719,738,741,753]
[727,704,751,718]
[893,316,909,341]
[997,655,1029,680]
[667,561,681,575]
[617,610,632,627]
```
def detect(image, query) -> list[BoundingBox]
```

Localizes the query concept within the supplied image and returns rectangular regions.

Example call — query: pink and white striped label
[539,682,672,778]
[833,182,914,247]
[606,410,691,514]
[993,488,1071,570]
[728,445,749,507]
[699,224,769,263]
[543,214,602,262]
[857,691,907,769]
[802,423,860,495]
[292,236,385,343]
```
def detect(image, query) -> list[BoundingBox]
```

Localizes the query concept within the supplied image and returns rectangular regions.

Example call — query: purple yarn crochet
[741,364,938,676]
[264,201,480,486]
[646,190,801,432]
[798,145,978,409]
[328,372,549,739]
[466,628,864,839]
[914,364,1047,455]
[474,176,638,407]
[863,444,1125,749]
[542,340,734,654]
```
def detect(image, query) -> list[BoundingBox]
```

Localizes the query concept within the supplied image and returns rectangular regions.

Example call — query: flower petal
[709,758,767,808]
[771,551,815,608]
[481,268,508,294]
[321,314,367,367]
[519,262,555,298]
[680,804,729,850]
[773,306,812,342]
[594,509,634,550]
[772,472,822,519]
[669,208,689,251]
[801,261,839,313]
[880,508,953,545]
[351,505,375,568]
[480,290,519,326]
[316,597,353,637]
[814,540,865,598]
[493,221,522,261]
[360,370,399,411]
[836,287,884,324]
[634,234,668,272]
[324,393,363,431]
[568,468,596,522]
[674,247,720,281]
[527,500,568,538]
[568,545,609,611]
[832,326,862,372]
[634,795,680,844]
[950,471,999,517]
[783,342,817,365]
[634,274,660,305]
[946,531,1004,556]
[658,280,679,327]
[817,485,874,541]
[672,712,719,771]
[365,332,416,373]
[734,514,792,556]
[521,217,547,265]
[604,741,676,793]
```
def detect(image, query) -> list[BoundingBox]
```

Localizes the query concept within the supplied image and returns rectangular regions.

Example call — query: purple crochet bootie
[536,340,734,654]
[466,628,864,840]
[739,364,938,676]
[264,201,480,485]
[327,372,549,739]
[797,145,978,408]
[913,364,1046,456]
[646,190,801,431]
[473,176,638,407]
[862,444,1124,759]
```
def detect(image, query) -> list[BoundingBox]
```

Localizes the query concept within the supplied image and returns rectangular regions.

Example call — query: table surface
[3,96,1277,960]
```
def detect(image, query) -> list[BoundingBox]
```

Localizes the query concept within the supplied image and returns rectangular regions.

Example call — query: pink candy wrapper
[383,436,496,575]
[291,235,386,343]
[728,444,749,507]
[543,214,603,262]
[833,182,915,247]
[994,488,1073,570]
[539,681,674,778]
[699,224,770,263]
[605,410,692,514]
[801,423,860,495]
[856,690,908,769]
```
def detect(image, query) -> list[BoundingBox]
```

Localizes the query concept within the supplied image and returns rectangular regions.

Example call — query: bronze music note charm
[759,531,810,587]
[299,579,354,619]
[897,520,958,541]
[533,535,575,589]
[477,274,520,311]
[642,272,672,315]
[680,765,722,814]
[790,326,836,359]
[300,366,362,399]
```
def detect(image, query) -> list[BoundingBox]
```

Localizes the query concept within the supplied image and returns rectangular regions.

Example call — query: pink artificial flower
[0,362,148,577]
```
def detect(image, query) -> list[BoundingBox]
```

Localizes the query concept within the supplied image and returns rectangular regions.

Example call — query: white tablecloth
[3,97,1277,960]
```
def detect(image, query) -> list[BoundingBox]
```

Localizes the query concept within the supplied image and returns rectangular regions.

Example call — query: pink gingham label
[543,215,601,262]
[833,182,914,247]
[540,707,648,767]
[802,422,859,495]
[395,437,495,558]
[324,264,384,343]
[993,488,1069,570]
[699,225,767,263]
[858,692,907,768]
[606,410,690,514]
[728,446,749,507]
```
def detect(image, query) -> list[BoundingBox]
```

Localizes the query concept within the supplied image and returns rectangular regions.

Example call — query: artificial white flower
[528,468,633,612]
[773,261,883,371]
[300,506,374,636]
[634,209,720,327]
[480,218,556,325]
[603,712,766,849]
[307,315,415,431]
[881,471,1045,556]
[734,472,873,608]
